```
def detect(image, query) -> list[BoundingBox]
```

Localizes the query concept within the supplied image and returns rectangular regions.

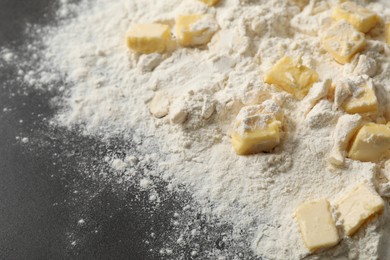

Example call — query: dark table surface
[0,1,180,259]
[0,1,250,259]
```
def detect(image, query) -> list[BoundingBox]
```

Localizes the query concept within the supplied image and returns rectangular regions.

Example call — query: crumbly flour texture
[8,0,390,259]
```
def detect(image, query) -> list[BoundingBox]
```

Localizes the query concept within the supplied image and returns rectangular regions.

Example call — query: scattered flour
[15,0,390,259]
[1,49,15,63]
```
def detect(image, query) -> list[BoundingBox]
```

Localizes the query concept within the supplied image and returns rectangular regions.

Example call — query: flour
[18,0,390,259]
[1,48,15,63]
[233,99,282,135]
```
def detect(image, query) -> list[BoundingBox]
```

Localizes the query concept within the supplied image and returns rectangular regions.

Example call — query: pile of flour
[8,0,390,258]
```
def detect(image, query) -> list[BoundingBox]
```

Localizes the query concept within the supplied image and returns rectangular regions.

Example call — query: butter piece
[264,56,319,100]
[295,199,339,252]
[348,123,390,162]
[332,1,379,33]
[341,77,378,115]
[386,23,390,45]
[288,0,309,9]
[337,184,384,236]
[126,24,171,54]
[322,21,366,64]
[175,14,219,47]
[200,0,220,6]
[231,100,283,155]
[328,114,363,166]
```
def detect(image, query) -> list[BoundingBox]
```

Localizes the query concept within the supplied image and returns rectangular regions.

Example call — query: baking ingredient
[295,199,339,252]
[126,23,171,54]
[348,123,390,162]
[328,114,363,166]
[353,54,377,77]
[289,0,309,10]
[15,0,390,259]
[199,0,220,7]
[300,79,331,115]
[386,23,390,45]
[322,20,366,64]
[175,14,218,46]
[149,91,170,118]
[332,1,379,33]
[335,76,378,115]
[231,99,283,155]
[336,183,384,236]
[264,56,319,100]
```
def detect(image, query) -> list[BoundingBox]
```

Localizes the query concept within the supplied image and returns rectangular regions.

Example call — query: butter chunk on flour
[322,21,366,64]
[348,123,390,162]
[337,184,384,236]
[386,23,390,45]
[199,0,220,6]
[126,23,171,54]
[175,14,218,47]
[295,200,339,252]
[264,56,318,100]
[340,77,378,115]
[332,1,379,33]
[231,100,283,155]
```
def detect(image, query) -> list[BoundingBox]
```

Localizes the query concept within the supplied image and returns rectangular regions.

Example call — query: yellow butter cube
[337,184,384,236]
[348,123,390,162]
[328,114,363,166]
[386,23,390,45]
[231,123,280,155]
[199,0,220,6]
[332,1,379,33]
[175,14,219,47]
[328,83,336,101]
[295,200,339,252]
[342,78,378,115]
[322,21,366,64]
[231,100,283,155]
[264,56,319,100]
[126,24,171,54]
[288,0,309,9]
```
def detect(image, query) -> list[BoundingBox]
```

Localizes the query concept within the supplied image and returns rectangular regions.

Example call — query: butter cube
[126,24,171,54]
[322,21,366,64]
[348,123,390,162]
[175,14,219,47]
[341,77,378,115]
[332,1,379,33]
[231,100,283,155]
[199,0,220,6]
[295,200,339,252]
[264,56,319,100]
[328,114,363,166]
[288,0,309,9]
[337,184,384,236]
[386,23,390,45]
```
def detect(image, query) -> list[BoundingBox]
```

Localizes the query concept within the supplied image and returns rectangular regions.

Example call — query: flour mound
[23,0,390,259]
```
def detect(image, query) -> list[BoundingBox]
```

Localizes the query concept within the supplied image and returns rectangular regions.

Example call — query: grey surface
[0,1,172,259]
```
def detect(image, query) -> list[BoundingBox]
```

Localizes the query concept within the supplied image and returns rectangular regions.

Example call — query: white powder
[233,98,282,135]
[1,49,15,63]
[20,0,390,259]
